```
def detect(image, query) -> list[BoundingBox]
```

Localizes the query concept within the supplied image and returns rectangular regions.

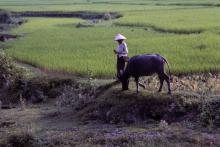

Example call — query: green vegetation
[1,0,220,77]
[116,8,220,33]
[1,1,220,146]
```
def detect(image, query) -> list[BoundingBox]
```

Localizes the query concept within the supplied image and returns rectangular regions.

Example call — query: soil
[0,34,18,42]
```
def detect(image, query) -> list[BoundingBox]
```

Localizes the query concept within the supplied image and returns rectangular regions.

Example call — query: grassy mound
[76,89,203,124]
[74,86,220,128]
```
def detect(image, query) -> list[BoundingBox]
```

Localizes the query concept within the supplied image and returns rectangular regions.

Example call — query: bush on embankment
[0,9,24,31]
[0,10,13,24]
[0,51,25,105]
[0,51,23,88]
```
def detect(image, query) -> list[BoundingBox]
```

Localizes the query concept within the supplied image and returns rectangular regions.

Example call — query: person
[113,33,129,78]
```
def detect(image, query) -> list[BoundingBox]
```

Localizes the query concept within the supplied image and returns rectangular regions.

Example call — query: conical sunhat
[114,34,127,41]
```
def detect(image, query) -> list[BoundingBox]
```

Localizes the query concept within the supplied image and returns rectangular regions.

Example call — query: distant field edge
[156,3,220,7]
[12,11,123,20]
[115,23,203,35]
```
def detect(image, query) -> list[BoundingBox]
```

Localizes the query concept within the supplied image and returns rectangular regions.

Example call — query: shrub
[0,51,23,88]
[0,10,12,24]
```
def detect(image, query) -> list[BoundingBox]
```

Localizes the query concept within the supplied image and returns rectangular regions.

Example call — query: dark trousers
[117,56,126,77]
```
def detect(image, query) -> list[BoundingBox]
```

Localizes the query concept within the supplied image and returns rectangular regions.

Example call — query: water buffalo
[119,54,171,94]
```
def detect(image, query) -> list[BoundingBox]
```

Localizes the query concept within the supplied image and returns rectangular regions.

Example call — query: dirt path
[1,98,220,146]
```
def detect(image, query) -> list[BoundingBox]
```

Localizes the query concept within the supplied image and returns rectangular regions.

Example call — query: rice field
[116,7,220,33]
[1,0,220,77]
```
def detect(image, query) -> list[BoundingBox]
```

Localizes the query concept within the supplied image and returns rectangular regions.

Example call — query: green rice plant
[0,4,195,13]
[116,7,220,33]
[1,0,220,77]
[5,17,220,77]
[0,0,213,12]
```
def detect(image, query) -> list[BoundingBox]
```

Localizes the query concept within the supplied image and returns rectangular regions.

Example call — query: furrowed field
[1,0,220,77]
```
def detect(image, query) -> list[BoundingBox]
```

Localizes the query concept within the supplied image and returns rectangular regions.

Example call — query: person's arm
[113,45,120,54]
[121,43,128,54]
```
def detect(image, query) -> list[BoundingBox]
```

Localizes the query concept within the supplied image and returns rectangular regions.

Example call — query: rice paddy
[116,7,220,33]
[1,0,220,77]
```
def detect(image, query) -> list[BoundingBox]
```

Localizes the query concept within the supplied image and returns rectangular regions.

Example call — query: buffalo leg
[163,73,171,94]
[135,77,139,93]
[158,72,171,94]
[138,82,146,89]
[158,76,164,93]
